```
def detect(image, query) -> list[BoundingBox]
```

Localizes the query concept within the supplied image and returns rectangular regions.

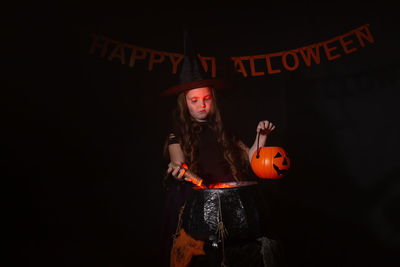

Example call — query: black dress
[160,122,235,265]
[168,121,236,185]
[160,122,282,266]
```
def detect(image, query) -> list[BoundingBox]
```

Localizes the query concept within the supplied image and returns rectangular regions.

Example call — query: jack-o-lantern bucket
[251,146,290,179]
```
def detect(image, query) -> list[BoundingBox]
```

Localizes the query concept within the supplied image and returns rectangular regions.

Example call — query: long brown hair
[164,88,249,182]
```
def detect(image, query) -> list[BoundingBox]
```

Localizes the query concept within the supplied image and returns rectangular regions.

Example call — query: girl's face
[185,87,213,122]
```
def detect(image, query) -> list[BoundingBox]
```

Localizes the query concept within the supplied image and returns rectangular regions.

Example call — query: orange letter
[127,45,147,68]
[322,39,341,61]
[249,55,265,76]
[210,57,216,78]
[89,33,109,58]
[265,52,282,74]
[339,32,358,54]
[355,24,374,47]
[198,54,209,72]
[197,55,217,78]
[282,51,300,71]
[299,44,321,66]
[107,41,126,64]
[148,50,165,71]
[231,57,248,77]
[168,53,184,74]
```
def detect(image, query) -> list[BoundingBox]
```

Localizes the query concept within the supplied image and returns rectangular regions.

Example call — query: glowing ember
[208,183,237,189]
[193,183,239,189]
[186,177,203,187]
[193,181,259,190]
[193,185,208,189]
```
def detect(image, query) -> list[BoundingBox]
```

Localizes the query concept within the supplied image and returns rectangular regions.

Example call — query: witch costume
[159,30,283,267]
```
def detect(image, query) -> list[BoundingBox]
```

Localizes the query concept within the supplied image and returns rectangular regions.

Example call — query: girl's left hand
[257,120,276,135]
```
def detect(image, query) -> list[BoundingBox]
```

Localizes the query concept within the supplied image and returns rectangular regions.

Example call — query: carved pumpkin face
[251,146,290,179]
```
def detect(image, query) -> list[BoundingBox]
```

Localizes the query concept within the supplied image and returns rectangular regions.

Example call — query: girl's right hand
[167,162,186,180]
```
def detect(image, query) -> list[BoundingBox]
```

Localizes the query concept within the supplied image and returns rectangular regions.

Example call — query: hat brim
[160,79,232,96]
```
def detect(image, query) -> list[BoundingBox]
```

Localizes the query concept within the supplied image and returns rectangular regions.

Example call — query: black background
[6,3,400,267]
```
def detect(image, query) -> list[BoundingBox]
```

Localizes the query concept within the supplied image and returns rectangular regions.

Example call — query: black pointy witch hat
[160,29,231,96]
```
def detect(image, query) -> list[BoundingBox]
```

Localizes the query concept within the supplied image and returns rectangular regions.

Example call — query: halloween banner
[89,24,374,78]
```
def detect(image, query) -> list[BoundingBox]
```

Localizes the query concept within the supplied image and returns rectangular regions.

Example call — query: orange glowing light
[187,177,201,186]
[193,183,238,189]
[168,162,204,187]
[193,185,208,189]
[208,183,237,189]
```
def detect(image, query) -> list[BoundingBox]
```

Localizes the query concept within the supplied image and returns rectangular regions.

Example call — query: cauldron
[181,181,269,243]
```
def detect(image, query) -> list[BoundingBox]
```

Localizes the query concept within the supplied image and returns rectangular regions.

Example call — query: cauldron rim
[193,181,258,191]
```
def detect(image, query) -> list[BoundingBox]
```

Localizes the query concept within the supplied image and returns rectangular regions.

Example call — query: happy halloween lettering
[89,24,374,78]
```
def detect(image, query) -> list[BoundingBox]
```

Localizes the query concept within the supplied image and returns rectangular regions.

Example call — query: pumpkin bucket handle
[256,130,271,158]
[256,132,260,158]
